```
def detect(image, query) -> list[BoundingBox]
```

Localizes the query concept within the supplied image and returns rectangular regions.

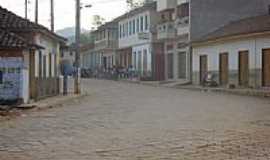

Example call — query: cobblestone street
[1,79,270,160]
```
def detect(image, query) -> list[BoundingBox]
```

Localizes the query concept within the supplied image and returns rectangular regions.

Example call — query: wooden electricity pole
[50,0,54,32]
[35,0,38,23]
[25,0,28,19]
[74,0,81,94]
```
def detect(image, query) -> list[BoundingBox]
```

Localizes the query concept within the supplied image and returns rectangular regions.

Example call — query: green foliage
[92,15,106,29]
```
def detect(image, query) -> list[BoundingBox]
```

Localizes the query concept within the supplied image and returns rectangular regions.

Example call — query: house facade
[192,15,270,88]
[0,6,66,102]
[117,2,158,78]
[0,29,42,104]
[156,0,270,82]
[93,21,118,69]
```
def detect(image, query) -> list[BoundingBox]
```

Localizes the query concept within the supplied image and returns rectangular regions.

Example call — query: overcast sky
[0,0,128,31]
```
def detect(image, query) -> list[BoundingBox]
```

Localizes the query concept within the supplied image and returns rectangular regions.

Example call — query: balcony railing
[175,16,189,36]
[157,21,176,40]
[94,39,118,50]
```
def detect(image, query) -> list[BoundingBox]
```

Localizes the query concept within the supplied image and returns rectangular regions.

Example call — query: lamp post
[74,0,92,94]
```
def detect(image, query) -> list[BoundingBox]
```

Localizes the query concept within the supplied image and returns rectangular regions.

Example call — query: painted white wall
[22,51,30,103]
[157,0,177,12]
[193,35,270,73]
[22,69,29,103]
[34,33,61,78]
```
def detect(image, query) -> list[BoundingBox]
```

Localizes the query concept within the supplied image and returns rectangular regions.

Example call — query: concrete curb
[0,94,88,121]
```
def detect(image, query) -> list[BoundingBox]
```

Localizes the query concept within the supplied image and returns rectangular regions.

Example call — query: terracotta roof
[193,15,270,44]
[0,29,42,49]
[0,6,66,42]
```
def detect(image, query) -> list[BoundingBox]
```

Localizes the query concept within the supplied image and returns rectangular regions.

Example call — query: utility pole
[74,0,81,94]
[25,0,28,19]
[35,0,38,23]
[50,0,54,32]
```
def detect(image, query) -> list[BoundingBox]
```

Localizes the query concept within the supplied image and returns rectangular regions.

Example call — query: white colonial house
[117,2,158,78]
[93,21,118,69]
[192,15,270,89]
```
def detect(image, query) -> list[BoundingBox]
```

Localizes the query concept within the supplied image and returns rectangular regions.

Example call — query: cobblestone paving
[1,79,270,160]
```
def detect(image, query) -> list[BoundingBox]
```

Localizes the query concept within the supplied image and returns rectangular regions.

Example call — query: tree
[126,0,154,10]
[92,15,105,29]
[126,0,142,10]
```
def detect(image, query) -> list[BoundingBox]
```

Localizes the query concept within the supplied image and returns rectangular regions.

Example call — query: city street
[1,79,270,160]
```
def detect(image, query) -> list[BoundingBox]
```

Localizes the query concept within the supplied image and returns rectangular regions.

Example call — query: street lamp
[74,0,92,94]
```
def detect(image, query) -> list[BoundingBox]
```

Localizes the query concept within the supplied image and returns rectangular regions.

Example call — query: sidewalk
[18,94,86,110]
[120,79,270,98]
[119,79,161,87]
[175,85,270,98]
[0,94,87,121]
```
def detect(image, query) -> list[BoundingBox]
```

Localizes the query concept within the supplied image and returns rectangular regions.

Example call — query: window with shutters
[145,15,149,30]
[140,16,144,32]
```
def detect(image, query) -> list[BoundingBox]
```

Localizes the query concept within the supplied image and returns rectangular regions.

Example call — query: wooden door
[200,55,207,84]
[128,52,132,67]
[138,51,142,74]
[262,49,270,87]
[178,52,186,79]
[143,50,148,75]
[219,53,229,85]
[167,53,174,79]
[239,51,249,87]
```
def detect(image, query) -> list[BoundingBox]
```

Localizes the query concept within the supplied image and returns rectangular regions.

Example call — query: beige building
[117,2,158,78]
[156,0,270,83]
[192,15,270,88]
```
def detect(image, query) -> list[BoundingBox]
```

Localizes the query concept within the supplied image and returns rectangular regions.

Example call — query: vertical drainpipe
[189,46,193,84]
[188,0,192,84]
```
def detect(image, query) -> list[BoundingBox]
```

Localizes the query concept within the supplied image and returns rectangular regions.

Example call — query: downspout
[189,46,193,84]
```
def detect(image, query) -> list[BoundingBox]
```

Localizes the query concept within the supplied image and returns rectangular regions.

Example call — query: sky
[0,0,129,31]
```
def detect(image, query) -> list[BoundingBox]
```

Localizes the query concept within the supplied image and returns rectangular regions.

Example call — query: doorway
[167,53,174,79]
[200,55,208,84]
[178,52,186,79]
[262,49,270,87]
[238,51,249,87]
[219,53,229,85]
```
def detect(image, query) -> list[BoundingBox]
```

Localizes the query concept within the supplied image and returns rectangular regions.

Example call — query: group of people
[92,65,137,80]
